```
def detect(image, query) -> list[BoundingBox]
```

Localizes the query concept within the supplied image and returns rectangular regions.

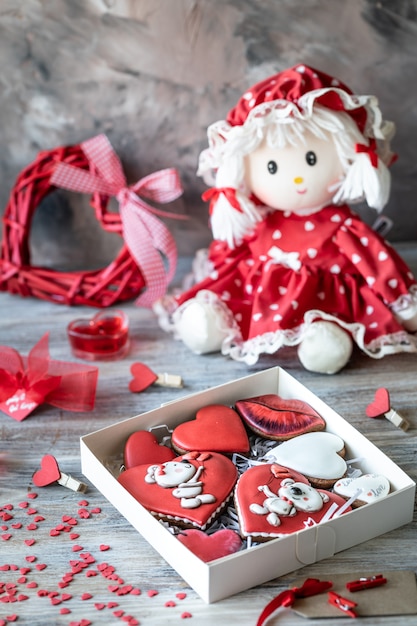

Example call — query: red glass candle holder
[67,310,130,360]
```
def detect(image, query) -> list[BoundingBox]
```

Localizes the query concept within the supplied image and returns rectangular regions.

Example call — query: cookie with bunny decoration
[155,64,417,374]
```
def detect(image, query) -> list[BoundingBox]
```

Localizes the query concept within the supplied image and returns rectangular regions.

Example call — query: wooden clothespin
[32,454,88,493]
[366,388,410,431]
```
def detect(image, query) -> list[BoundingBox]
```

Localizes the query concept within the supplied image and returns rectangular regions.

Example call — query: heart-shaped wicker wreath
[0,143,145,307]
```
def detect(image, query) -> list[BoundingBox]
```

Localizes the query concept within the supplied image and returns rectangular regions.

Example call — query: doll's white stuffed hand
[394,304,417,332]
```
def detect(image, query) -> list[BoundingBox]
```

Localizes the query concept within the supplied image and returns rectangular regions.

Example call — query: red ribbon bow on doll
[50,134,184,307]
[0,334,98,421]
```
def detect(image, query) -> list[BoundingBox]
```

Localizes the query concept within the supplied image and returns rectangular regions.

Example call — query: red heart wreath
[0,135,183,307]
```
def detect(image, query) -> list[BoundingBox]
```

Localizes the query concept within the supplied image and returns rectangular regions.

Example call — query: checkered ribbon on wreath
[50,134,184,307]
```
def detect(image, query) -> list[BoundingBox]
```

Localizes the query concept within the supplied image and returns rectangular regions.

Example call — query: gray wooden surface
[1,248,416,625]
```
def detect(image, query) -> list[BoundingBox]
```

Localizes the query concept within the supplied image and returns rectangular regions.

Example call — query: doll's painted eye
[305,151,317,166]
[267,160,278,174]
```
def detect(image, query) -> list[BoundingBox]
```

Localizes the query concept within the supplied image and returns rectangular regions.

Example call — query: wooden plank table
[1,248,416,625]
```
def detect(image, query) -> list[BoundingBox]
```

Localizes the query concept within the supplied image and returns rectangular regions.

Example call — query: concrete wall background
[1,0,416,273]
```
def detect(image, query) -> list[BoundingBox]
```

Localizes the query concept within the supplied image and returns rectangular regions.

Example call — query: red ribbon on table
[256,578,333,626]
[0,334,98,421]
[50,134,184,307]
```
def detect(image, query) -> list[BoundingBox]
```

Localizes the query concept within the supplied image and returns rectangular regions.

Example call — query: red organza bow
[50,134,184,307]
[256,578,333,626]
[0,334,98,421]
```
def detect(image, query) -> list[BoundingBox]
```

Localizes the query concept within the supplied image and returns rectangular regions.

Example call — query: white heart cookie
[334,474,390,506]
[269,432,346,482]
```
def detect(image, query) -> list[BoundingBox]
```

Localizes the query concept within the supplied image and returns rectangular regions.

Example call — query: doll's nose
[294,177,304,184]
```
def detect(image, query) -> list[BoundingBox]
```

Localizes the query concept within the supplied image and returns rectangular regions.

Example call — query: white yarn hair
[198,101,395,248]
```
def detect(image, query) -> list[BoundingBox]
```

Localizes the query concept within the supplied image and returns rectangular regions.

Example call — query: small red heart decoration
[129,363,158,393]
[124,431,176,469]
[171,405,250,454]
[177,529,242,562]
[366,387,390,418]
[32,455,61,487]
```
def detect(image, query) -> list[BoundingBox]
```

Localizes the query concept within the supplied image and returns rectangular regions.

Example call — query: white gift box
[80,367,415,603]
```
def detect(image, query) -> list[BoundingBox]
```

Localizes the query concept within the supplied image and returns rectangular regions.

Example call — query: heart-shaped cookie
[269,432,347,487]
[334,474,390,507]
[366,388,390,418]
[177,529,242,562]
[171,405,250,454]
[235,463,350,540]
[118,451,238,529]
[123,430,176,469]
[128,363,158,393]
[32,454,61,487]
[235,394,326,440]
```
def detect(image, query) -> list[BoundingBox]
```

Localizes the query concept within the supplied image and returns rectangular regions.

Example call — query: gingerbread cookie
[118,451,238,530]
[171,404,250,455]
[235,394,326,441]
[269,432,347,488]
[235,463,350,541]
[177,528,243,562]
[123,430,175,469]
[334,473,391,507]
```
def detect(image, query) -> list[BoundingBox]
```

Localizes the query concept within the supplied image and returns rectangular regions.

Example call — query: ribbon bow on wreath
[50,134,184,307]
[0,134,184,307]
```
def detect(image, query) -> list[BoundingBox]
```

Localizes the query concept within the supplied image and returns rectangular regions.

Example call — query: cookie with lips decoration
[235,394,326,441]
[235,463,351,541]
[118,451,238,530]
[171,404,250,455]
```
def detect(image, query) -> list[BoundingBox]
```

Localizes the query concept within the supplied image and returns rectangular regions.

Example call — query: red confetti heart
[26,508,37,515]
[78,500,89,506]
[78,509,90,519]
[130,588,141,595]
[165,600,176,607]
[107,601,119,608]
[70,533,80,540]
[62,593,72,601]
[113,610,124,617]
[72,545,83,552]
[26,524,37,531]
[108,585,119,593]
[24,539,35,546]
[1,534,12,541]
[25,556,36,562]
[32,455,61,487]
[90,507,101,514]
[26,582,38,588]
[176,592,187,600]
[95,603,105,610]
[366,387,391,418]
[17,576,27,583]
[49,529,60,537]
[99,544,110,551]
[86,570,97,577]
[181,613,193,619]
[147,589,159,597]
[18,501,29,508]
[35,563,47,570]
[129,362,158,393]
[81,593,92,600]
[60,608,71,614]
[27,493,38,499]
[20,567,31,575]
[34,515,45,522]
[11,523,22,529]
[6,617,17,623]
[17,594,29,601]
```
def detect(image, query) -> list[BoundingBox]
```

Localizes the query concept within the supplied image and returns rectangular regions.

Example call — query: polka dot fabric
[176,204,417,362]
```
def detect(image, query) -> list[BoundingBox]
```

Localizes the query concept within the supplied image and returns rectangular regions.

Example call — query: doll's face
[244,129,344,215]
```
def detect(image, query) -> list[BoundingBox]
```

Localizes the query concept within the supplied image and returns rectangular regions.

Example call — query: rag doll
[155,64,417,374]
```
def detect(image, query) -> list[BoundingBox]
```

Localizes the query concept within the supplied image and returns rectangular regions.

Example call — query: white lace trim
[154,290,417,366]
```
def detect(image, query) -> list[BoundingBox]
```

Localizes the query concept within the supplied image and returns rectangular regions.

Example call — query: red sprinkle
[99,544,110,551]
[24,539,36,546]
[181,612,193,619]
[35,563,47,571]
[81,593,92,601]
[147,589,159,597]
[176,592,187,600]
[60,607,71,614]
[165,600,176,607]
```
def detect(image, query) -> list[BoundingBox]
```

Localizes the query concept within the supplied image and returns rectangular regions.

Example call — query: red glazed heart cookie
[171,405,250,455]
[269,432,347,488]
[235,394,326,440]
[177,529,243,562]
[123,431,176,469]
[334,474,391,507]
[235,463,350,541]
[118,451,238,529]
